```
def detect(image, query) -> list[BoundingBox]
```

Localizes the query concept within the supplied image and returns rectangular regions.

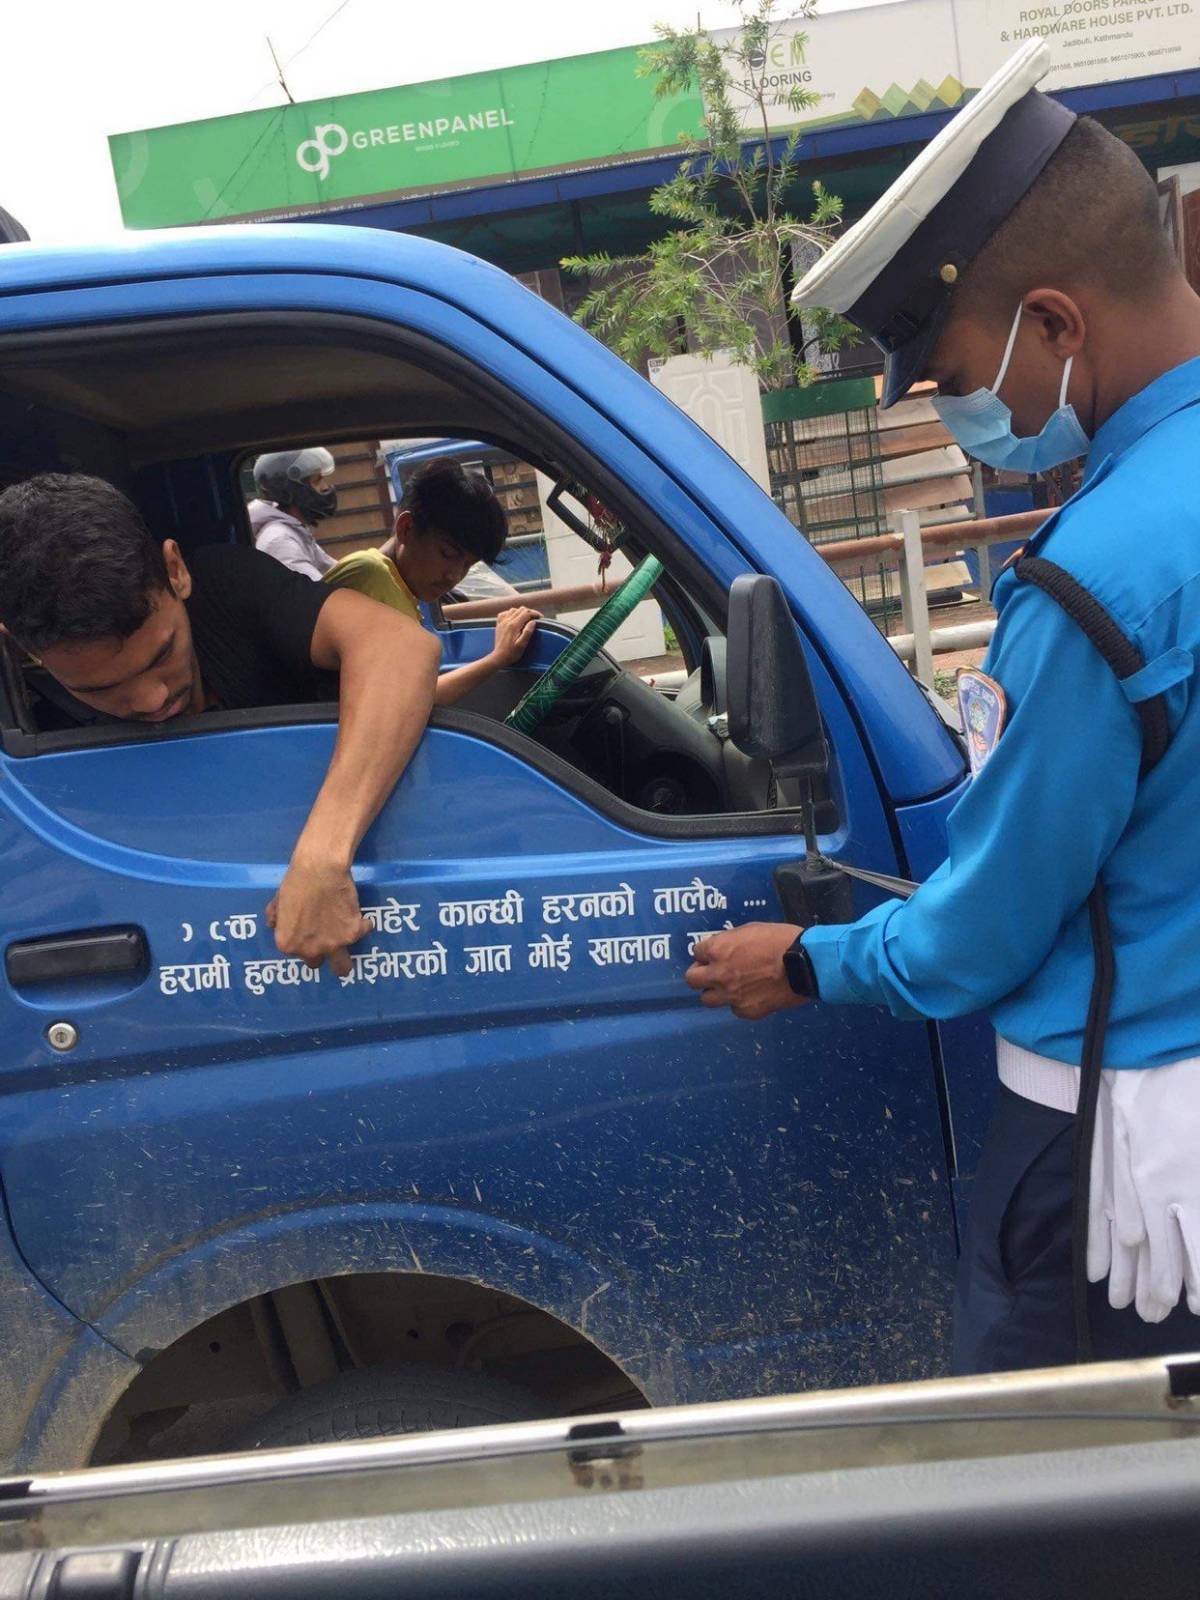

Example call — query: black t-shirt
[187,544,336,709]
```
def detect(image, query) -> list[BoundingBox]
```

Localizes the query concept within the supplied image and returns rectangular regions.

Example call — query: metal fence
[840,561,904,636]
[826,509,1051,680]
[762,377,888,547]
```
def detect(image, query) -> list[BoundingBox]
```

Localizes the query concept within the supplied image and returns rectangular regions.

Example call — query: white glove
[1088,1060,1200,1323]
[1086,1071,1144,1314]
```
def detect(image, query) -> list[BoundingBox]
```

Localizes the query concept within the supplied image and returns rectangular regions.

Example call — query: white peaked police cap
[791,38,1075,406]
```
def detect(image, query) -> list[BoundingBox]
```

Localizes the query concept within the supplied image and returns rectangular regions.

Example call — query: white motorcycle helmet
[253,447,338,524]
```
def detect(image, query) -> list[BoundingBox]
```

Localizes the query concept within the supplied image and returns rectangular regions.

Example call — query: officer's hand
[266,854,371,978]
[685,922,807,1021]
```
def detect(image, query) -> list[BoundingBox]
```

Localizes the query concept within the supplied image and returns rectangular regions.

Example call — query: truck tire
[231,1364,546,1451]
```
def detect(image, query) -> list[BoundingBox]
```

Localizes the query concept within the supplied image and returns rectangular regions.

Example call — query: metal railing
[442,508,1052,689]
[847,508,1050,682]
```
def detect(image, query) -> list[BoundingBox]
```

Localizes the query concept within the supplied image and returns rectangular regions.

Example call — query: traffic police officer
[687,38,1200,1374]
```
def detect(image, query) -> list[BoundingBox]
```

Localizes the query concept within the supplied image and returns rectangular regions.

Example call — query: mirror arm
[801,774,820,860]
[777,756,918,921]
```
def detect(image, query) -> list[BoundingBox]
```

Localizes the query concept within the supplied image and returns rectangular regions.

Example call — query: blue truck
[0,224,994,1472]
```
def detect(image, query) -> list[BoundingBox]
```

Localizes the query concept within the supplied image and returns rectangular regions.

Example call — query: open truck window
[0,318,813,826]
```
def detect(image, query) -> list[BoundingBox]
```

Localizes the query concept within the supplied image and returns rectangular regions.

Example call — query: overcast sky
[1,0,907,244]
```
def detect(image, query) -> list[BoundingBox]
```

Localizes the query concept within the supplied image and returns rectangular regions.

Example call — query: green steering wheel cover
[504,554,664,735]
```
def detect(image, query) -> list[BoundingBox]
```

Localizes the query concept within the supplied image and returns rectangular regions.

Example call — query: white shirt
[247,500,334,581]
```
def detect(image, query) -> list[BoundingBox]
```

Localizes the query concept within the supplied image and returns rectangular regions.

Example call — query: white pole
[889,618,997,663]
[972,540,993,599]
[971,459,986,516]
[895,509,934,686]
[969,461,992,598]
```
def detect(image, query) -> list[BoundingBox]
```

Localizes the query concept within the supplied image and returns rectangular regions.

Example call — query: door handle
[5,927,148,987]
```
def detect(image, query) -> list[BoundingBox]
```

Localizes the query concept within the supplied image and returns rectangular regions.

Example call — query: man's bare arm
[268,589,440,975]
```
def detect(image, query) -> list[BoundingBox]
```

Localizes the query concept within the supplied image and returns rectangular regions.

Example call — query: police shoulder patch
[957,667,1007,776]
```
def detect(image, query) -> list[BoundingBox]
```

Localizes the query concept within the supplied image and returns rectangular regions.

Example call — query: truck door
[0,275,961,1405]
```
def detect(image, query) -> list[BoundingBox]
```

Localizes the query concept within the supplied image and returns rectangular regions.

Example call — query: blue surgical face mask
[932,302,1090,473]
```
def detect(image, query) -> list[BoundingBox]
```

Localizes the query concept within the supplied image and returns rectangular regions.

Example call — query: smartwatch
[782,933,820,999]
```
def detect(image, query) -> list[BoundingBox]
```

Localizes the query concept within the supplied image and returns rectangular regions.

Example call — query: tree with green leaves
[563,1,851,392]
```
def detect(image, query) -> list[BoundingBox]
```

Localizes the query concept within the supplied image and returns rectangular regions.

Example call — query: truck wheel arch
[78,1206,666,1466]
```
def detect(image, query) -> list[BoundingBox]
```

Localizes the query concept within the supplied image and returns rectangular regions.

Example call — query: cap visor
[880,302,949,408]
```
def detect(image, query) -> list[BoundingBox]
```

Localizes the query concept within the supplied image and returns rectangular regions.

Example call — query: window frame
[0,308,836,841]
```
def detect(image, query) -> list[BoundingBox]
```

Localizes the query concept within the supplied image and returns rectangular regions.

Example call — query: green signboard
[109,45,704,230]
[110,0,1200,231]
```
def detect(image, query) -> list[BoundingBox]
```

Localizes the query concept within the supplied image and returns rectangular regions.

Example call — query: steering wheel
[505,555,663,736]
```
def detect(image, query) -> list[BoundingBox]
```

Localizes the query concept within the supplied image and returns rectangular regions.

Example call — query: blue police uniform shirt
[802,355,1200,1070]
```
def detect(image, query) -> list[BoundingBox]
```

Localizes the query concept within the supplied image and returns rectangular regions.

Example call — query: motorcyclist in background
[248,447,338,579]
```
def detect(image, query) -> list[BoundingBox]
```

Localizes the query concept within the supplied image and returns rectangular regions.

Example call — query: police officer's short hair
[956,117,1178,324]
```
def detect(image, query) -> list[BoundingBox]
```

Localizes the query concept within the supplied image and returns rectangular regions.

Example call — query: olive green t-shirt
[322,548,421,623]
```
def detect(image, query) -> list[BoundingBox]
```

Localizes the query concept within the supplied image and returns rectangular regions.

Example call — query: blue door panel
[1,713,955,1389]
[13,1004,951,1399]
[3,913,953,1394]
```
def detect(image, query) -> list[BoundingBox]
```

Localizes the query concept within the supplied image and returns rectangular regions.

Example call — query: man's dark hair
[0,474,170,652]
[956,117,1179,325]
[402,457,507,565]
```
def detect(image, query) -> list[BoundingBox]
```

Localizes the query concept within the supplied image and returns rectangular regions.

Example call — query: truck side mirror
[727,574,851,929]
[726,575,826,780]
